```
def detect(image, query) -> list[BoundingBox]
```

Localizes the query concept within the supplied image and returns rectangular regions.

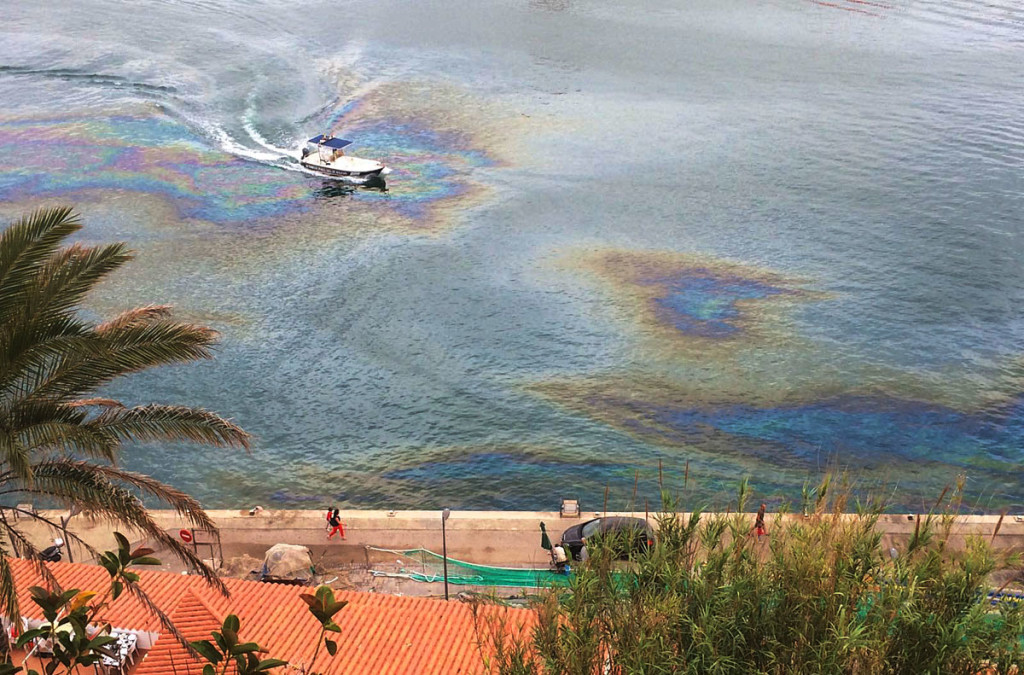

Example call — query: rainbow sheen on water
[2,0,1023,510]
[530,374,1024,508]
[567,250,824,358]
[0,113,311,223]
[531,249,1024,507]
[340,121,496,221]
[0,104,501,229]
[652,274,789,339]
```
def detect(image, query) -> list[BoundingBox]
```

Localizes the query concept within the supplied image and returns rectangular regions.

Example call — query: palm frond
[0,208,245,620]
[96,305,173,332]
[88,404,250,450]
[66,398,124,408]
[23,461,227,593]
[96,318,217,364]
[23,321,218,404]
[0,504,98,564]
[26,242,133,325]
[0,509,66,590]
[9,398,88,428]
[0,548,20,653]
[0,328,96,402]
[0,206,80,322]
[49,460,217,532]
[8,400,120,464]
[14,420,118,462]
[0,241,131,407]
[0,429,34,483]
[0,544,17,607]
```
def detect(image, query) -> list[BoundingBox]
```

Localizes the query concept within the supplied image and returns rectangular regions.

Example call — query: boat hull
[300,161,384,178]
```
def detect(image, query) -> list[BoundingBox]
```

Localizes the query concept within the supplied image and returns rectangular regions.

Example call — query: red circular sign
[179,529,193,543]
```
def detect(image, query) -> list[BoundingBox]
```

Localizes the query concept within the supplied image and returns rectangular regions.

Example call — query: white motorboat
[299,134,390,184]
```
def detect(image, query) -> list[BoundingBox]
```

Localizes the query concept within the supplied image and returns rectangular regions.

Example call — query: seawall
[11,508,1024,571]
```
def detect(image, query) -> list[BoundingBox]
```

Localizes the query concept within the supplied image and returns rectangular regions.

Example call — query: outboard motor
[300,147,311,160]
[363,174,387,191]
[40,538,64,563]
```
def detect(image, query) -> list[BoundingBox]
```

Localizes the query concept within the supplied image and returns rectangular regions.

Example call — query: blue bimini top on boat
[308,135,353,149]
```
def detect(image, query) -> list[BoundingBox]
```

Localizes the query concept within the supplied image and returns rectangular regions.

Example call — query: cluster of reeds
[477,476,1024,674]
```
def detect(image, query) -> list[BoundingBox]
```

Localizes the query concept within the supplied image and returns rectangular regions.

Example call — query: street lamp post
[441,508,451,601]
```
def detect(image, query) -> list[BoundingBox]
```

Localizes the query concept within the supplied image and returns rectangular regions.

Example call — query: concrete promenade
[12,508,1024,573]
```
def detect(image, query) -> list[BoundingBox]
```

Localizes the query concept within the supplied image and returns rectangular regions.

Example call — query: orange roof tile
[5,559,534,675]
[136,591,222,675]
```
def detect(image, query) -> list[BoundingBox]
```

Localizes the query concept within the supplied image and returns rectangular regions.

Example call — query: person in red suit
[327,508,345,540]
[754,503,767,538]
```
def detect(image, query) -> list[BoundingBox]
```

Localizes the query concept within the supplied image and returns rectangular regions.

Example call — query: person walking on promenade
[754,503,767,539]
[327,508,346,540]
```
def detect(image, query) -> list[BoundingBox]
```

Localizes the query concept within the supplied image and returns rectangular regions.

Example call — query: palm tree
[0,206,250,622]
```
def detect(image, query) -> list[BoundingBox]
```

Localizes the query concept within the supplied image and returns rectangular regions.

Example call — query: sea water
[1,0,1022,510]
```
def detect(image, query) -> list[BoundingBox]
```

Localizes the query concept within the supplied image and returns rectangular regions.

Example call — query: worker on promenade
[552,543,569,573]
[754,503,767,539]
[327,508,346,540]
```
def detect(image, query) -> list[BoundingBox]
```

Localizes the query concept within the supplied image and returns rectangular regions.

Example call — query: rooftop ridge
[134,588,225,675]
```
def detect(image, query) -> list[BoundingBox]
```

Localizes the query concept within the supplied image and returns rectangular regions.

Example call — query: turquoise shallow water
[1,0,1023,510]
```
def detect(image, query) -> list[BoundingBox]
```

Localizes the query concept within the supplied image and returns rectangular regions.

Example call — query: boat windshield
[307,135,353,164]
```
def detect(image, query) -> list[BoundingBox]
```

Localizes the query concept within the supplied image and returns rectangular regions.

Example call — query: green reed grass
[476,475,1024,674]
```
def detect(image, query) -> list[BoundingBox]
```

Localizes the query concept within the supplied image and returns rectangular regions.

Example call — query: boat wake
[0,64,308,174]
[0,65,178,95]
[243,115,297,160]
[167,101,312,176]
[0,48,384,184]
[178,94,381,182]
[208,120,291,164]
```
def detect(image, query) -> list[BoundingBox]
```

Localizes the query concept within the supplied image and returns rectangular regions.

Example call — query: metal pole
[61,505,80,563]
[60,515,73,563]
[442,508,451,601]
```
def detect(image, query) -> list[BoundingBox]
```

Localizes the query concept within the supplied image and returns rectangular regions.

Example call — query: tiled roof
[5,559,534,675]
[136,591,222,675]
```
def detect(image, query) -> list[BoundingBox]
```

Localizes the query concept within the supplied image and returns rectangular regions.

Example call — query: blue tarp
[308,135,352,149]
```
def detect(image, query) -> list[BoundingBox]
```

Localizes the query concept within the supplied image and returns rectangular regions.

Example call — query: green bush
[480,477,1024,674]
